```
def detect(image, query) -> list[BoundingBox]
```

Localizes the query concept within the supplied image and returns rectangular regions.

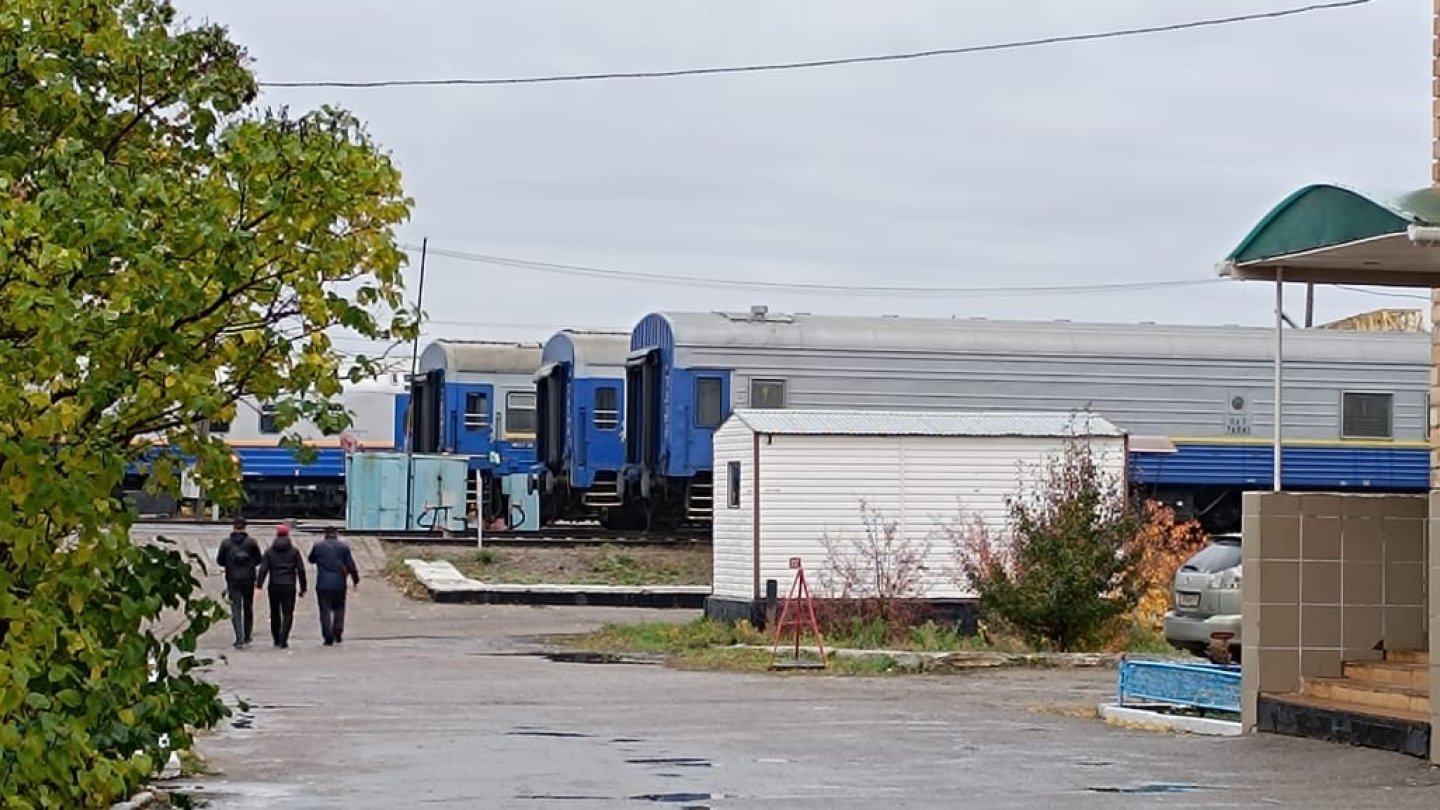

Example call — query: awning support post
[1273,271,1283,493]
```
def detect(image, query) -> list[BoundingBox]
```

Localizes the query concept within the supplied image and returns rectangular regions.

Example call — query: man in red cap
[256,524,307,648]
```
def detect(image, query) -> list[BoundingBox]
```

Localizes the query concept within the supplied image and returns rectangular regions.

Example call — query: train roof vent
[750,304,768,320]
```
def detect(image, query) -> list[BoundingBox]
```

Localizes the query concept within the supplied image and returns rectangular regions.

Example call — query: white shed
[706,409,1128,621]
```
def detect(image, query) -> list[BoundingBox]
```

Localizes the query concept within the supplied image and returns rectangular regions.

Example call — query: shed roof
[419,340,543,375]
[727,409,1124,438]
[1217,184,1440,285]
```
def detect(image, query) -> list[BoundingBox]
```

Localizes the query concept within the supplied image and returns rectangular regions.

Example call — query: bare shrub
[815,499,933,644]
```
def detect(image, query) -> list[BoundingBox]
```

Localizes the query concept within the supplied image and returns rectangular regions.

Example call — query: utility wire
[1335,285,1432,302]
[259,1,1369,89]
[401,243,1224,299]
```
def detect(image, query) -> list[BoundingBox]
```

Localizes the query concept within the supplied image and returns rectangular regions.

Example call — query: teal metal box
[345,451,470,533]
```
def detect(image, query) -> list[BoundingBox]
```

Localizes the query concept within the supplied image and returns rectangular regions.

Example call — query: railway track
[130,518,710,546]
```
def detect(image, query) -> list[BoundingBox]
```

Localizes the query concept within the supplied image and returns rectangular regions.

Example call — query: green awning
[1217,184,1440,286]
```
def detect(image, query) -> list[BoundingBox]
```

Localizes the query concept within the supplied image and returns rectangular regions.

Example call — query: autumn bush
[1125,500,1209,634]
[950,437,1146,651]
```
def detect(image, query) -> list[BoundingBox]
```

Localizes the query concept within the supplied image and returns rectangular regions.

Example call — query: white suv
[1163,534,1243,664]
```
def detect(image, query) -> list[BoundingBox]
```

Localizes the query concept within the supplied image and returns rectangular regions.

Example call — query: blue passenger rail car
[123,375,405,519]
[621,307,1429,531]
[533,330,634,527]
[407,339,544,528]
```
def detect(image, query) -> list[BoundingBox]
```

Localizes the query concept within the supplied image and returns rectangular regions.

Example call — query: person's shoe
[323,640,334,647]
[280,642,289,649]
[233,641,244,649]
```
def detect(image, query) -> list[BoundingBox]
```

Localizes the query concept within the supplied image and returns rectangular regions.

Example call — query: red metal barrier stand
[770,557,828,670]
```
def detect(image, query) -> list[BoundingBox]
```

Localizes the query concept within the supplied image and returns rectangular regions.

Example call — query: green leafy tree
[0,1,416,804]
[950,437,1144,651]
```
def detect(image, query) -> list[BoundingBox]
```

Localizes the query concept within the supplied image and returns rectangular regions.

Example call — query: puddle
[538,651,661,666]
[627,757,712,768]
[1087,783,1218,794]
[518,793,716,805]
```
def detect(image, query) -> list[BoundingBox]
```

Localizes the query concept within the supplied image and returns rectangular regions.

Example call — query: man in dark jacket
[308,527,360,646]
[256,525,308,649]
[216,518,263,648]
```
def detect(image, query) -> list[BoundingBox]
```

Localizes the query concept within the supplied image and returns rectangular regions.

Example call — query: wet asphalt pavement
[148,527,1440,809]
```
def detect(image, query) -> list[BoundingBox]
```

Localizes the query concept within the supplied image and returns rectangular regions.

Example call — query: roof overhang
[1216,184,1440,287]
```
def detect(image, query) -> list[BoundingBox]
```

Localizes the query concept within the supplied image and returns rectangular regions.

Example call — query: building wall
[711,421,756,599]
[709,428,1126,601]
[1240,492,1428,730]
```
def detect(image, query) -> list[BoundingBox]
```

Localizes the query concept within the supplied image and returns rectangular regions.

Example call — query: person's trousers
[267,585,297,646]
[227,583,255,644]
[317,589,348,644]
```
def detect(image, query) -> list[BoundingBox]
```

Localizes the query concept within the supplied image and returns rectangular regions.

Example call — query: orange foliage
[1125,500,1209,632]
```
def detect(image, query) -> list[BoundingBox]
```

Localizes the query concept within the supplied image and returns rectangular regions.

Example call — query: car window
[1181,539,1242,573]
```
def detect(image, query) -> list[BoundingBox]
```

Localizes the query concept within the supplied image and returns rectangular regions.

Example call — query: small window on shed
[594,386,619,430]
[1341,392,1393,439]
[505,391,537,438]
[727,461,741,509]
[750,379,786,409]
[464,392,489,431]
[696,378,723,428]
[258,404,280,435]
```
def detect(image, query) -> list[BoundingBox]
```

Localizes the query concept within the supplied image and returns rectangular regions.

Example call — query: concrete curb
[739,644,1120,671]
[1098,703,1242,736]
[404,559,709,608]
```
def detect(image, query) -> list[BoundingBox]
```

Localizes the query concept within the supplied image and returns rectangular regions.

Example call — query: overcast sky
[176,0,1433,353]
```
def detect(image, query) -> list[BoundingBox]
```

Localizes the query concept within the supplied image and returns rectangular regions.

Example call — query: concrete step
[1342,660,1430,691]
[1302,676,1430,717]
[1386,649,1429,667]
[1265,691,1431,726]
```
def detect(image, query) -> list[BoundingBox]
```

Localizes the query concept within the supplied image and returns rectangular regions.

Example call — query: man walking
[256,524,308,648]
[308,527,360,646]
[216,518,262,649]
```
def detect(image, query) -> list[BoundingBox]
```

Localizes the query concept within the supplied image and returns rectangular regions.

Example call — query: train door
[537,363,567,476]
[625,350,661,469]
[409,369,443,454]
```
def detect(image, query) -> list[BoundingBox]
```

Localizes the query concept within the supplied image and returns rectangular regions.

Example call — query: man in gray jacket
[308,527,360,646]
[216,518,262,649]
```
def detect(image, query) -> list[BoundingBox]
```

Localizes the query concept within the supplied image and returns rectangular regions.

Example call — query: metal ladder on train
[582,472,623,509]
[685,480,713,522]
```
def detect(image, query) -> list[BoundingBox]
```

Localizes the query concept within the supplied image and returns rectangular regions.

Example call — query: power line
[401,243,1224,299]
[1335,285,1432,302]
[259,1,1369,90]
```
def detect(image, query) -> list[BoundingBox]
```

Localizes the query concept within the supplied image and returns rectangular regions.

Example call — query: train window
[505,391,537,437]
[259,404,280,435]
[1341,392,1393,439]
[464,392,489,431]
[207,419,231,435]
[751,379,786,409]
[594,386,619,430]
[695,378,723,428]
[727,461,741,509]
